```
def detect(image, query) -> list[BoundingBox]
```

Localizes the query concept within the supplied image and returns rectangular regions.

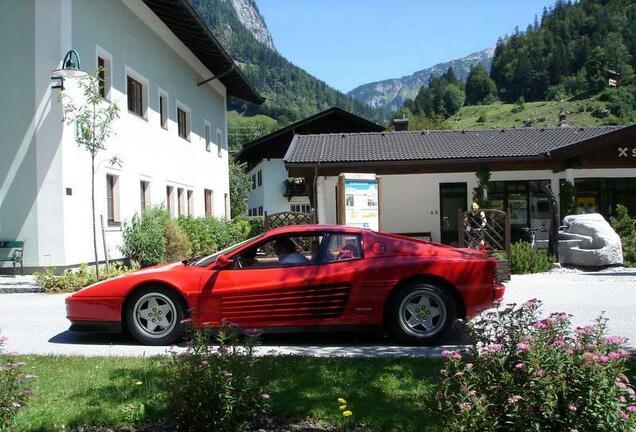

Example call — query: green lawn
[12,355,443,432]
[446,96,613,130]
[12,355,636,431]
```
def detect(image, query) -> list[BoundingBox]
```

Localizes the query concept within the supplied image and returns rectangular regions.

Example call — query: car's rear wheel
[125,286,187,345]
[387,282,456,345]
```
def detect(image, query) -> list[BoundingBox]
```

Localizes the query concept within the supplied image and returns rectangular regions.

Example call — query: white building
[284,124,636,245]
[0,0,263,272]
[236,107,383,217]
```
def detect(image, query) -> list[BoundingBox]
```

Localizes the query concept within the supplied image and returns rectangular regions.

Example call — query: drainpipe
[312,136,327,224]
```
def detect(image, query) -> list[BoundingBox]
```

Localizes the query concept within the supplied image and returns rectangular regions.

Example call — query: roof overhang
[142,0,264,104]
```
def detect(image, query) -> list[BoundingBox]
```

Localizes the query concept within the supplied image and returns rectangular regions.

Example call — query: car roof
[265,224,365,236]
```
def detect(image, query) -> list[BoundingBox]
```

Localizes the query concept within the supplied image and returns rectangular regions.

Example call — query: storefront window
[573,178,636,219]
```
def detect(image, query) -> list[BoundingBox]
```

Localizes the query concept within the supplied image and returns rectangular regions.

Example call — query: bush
[435,300,636,431]
[166,325,270,432]
[604,87,636,119]
[177,216,217,256]
[164,218,191,262]
[34,262,139,293]
[510,241,554,274]
[121,206,169,267]
[611,204,636,267]
[0,334,33,431]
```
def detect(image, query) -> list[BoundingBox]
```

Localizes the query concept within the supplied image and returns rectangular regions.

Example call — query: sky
[256,0,555,93]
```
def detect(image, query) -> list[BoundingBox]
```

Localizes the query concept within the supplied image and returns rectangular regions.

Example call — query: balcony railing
[284,178,308,200]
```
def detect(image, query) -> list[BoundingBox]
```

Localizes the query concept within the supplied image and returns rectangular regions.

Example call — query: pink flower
[566,348,575,356]
[465,363,474,370]
[441,350,462,360]
[606,335,627,345]
[608,352,621,360]
[261,393,270,400]
[516,342,530,352]
[515,363,526,369]
[200,360,209,366]
[217,346,228,354]
[480,344,503,354]
[534,370,545,377]
[620,411,629,420]
[508,395,522,404]
[458,402,472,411]
[532,319,550,329]
[599,355,609,363]
[221,370,232,377]
[568,403,578,412]
[454,371,463,378]
[521,298,539,308]
[552,339,565,348]
[627,406,636,413]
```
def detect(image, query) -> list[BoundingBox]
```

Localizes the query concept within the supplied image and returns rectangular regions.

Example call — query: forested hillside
[188,0,386,127]
[490,0,636,102]
[398,0,636,129]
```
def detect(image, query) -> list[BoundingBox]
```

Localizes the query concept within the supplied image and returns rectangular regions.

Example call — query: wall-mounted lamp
[51,49,87,90]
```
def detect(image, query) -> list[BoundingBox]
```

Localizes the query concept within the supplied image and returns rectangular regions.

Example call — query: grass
[12,355,443,432]
[12,354,636,431]
[446,96,615,130]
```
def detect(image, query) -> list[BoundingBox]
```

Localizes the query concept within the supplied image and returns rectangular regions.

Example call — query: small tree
[229,162,251,218]
[472,165,491,208]
[61,69,119,277]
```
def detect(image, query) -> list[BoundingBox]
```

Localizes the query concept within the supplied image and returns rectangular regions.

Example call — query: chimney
[558,111,570,127]
[393,117,409,131]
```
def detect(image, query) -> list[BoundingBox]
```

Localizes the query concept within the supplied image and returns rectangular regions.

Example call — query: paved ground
[0,268,634,357]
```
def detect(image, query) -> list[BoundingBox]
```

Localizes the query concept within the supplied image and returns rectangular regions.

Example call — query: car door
[198,233,321,328]
[308,231,366,325]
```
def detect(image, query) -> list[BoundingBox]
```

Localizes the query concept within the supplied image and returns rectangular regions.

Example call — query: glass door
[439,183,467,246]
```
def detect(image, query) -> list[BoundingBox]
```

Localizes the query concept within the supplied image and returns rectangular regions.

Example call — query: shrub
[121,206,168,267]
[0,334,33,430]
[165,325,270,432]
[177,216,217,256]
[611,204,636,267]
[510,241,554,274]
[34,262,139,293]
[435,300,636,432]
[604,87,636,120]
[164,218,191,262]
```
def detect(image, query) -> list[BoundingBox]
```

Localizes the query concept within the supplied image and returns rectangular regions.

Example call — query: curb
[0,286,43,294]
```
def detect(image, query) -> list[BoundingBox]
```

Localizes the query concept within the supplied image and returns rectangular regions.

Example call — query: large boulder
[558,213,623,267]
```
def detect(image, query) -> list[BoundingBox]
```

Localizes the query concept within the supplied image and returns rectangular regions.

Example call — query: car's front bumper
[66,295,124,329]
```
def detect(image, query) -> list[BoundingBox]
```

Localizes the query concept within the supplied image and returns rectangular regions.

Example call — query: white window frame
[187,189,194,216]
[140,179,151,212]
[95,45,113,101]
[125,65,149,120]
[176,101,191,141]
[106,173,121,224]
[158,88,169,130]
[216,127,224,157]
[204,120,211,152]
[166,185,175,217]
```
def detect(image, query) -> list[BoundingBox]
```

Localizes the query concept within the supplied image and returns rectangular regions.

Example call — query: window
[258,206,263,216]
[96,49,112,100]
[291,203,311,213]
[177,188,184,216]
[224,193,229,218]
[204,189,213,217]
[187,190,193,216]
[177,105,190,140]
[127,76,144,117]
[159,91,168,129]
[324,233,363,263]
[140,180,150,211]
[234,234,322,269]
[166,186,174,216]
[204,122,211,152]
[248,208,253,216]
[257,170,262,187]
[251,174,257,190]
[106,174,119,224]
[217,128,223,157]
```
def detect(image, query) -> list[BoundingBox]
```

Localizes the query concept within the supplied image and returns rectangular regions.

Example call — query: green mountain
[348,47,494,111]
[490,0,636,102]
[188,0,387,127]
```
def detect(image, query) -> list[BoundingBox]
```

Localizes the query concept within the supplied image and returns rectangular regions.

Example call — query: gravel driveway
[0,268,634,357]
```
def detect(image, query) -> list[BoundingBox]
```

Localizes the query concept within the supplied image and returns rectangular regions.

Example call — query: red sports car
[66,225,505,345]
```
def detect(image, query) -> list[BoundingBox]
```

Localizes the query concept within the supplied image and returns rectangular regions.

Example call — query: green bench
[0,241,24,276]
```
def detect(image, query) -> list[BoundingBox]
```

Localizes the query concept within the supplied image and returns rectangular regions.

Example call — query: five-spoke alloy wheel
[387,282,456,345]
[126,286,187,345]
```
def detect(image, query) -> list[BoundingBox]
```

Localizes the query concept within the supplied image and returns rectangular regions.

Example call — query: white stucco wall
[247,159,309,215]
[1,0,231,269]
[316,168,636,243]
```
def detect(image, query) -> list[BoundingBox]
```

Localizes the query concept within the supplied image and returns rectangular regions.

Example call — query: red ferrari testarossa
[66,224,505,345]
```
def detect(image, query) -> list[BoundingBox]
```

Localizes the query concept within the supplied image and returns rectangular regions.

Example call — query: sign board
[337,173,380,231]
[617,147,636,158]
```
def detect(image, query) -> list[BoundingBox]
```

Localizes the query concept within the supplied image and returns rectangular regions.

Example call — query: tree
[61,69,119,277]
[229,162,251,218]
[585,47,608,92]
[465,64,498,105]
[442,84,464,116]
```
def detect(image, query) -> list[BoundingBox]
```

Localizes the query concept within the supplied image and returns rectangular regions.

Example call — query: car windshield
[192,235,263,267]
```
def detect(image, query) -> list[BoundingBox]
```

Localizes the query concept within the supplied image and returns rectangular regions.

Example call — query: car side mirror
[215,254,233,269]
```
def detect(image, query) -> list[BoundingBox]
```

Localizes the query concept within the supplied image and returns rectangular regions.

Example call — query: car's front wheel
[125,286,188,345]
[387,282,456,345]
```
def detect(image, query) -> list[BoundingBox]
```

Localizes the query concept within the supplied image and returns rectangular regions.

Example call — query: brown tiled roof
[284,126,630,164]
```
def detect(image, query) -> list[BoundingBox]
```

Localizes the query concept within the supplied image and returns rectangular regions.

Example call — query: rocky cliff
[229,0,275,51]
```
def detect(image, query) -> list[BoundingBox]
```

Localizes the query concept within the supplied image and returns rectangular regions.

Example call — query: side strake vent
[221,285,351,321]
